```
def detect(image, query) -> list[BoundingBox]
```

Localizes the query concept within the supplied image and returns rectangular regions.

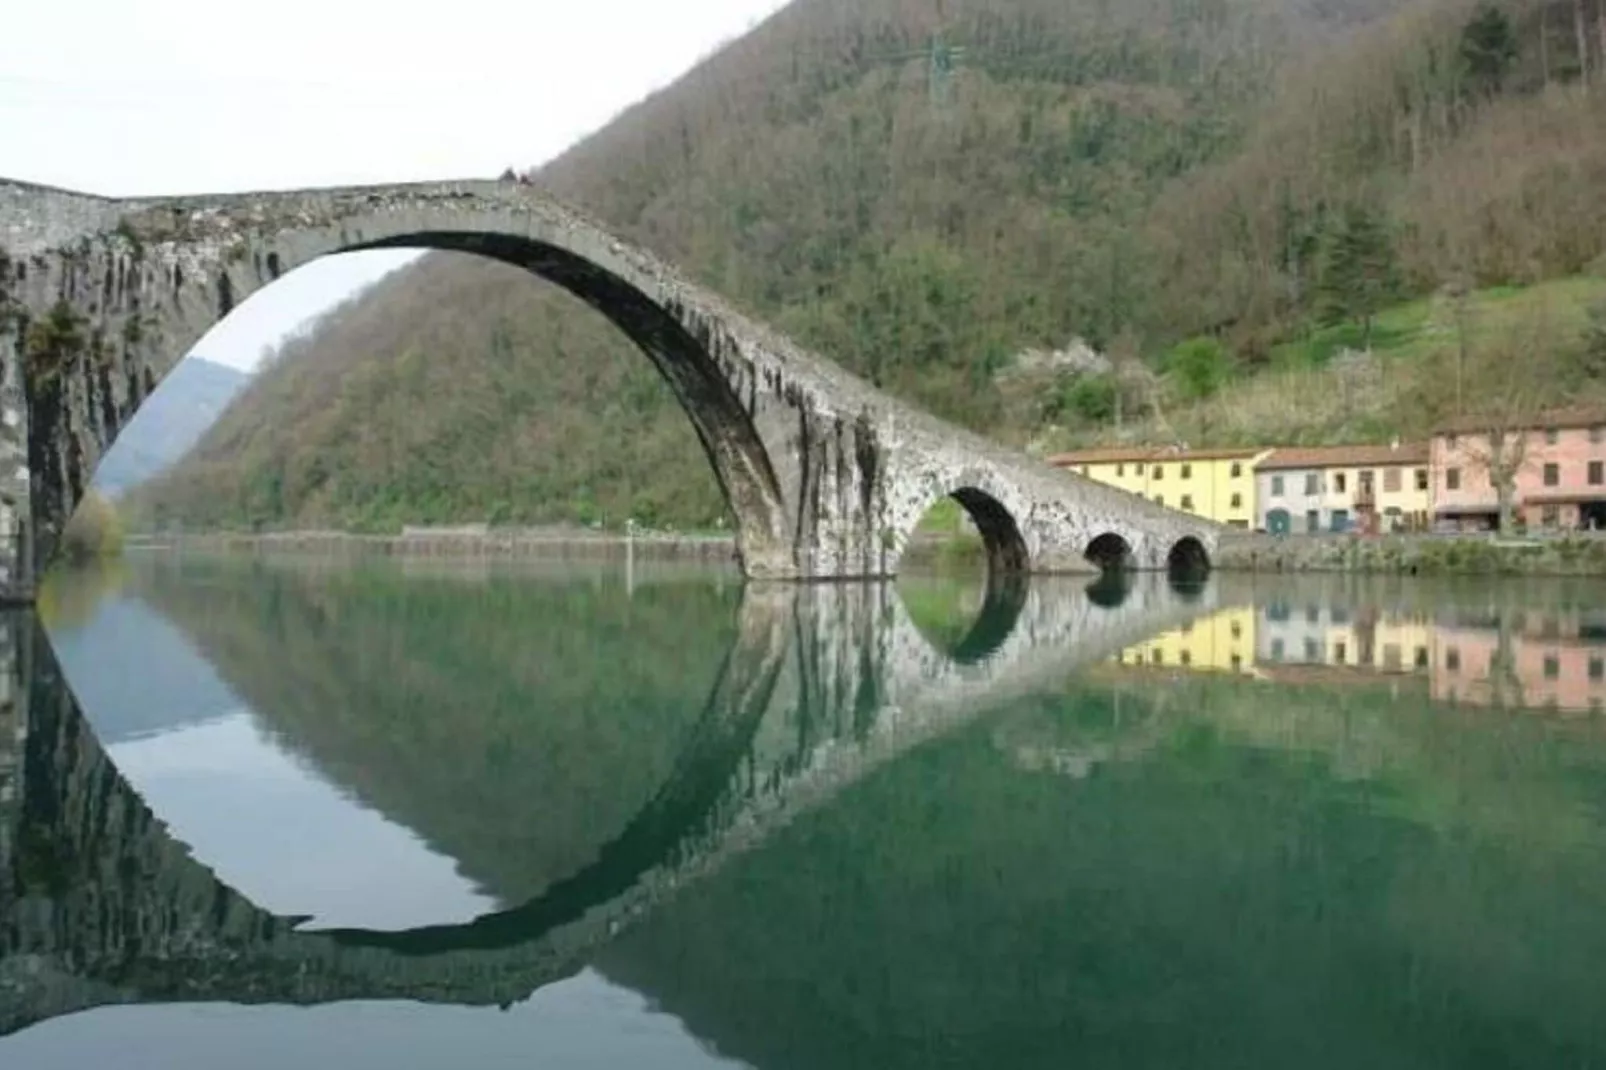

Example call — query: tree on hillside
[1318,202,1400,351]
[1451,305,1570,533]
[1583,299,1606,377]
[1460,4,1518,96]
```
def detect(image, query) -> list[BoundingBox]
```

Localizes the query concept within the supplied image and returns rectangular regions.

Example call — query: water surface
[3,556,1606,1066]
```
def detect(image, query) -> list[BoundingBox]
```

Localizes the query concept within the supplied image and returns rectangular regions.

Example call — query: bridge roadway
[0,176,1218,598]
[0,574,1215,1036]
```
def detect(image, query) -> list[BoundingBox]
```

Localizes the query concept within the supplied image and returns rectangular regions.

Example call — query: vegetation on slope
[133,0,1606,532]
[59,492,124,564]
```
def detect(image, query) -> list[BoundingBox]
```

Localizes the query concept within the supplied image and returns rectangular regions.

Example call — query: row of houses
[1048,405,1606,534]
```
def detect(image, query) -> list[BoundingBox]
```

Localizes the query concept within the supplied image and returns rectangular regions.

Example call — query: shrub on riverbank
[61,492,125,563]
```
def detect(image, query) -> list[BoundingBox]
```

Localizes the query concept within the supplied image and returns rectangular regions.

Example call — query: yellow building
[1048,446,1270,529]
[1112,606,1258,675]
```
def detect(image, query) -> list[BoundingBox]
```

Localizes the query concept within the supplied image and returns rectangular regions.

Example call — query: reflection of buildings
[1112,607,1257,675]
[1432,610,1606,714]
[1108,600,1606,714]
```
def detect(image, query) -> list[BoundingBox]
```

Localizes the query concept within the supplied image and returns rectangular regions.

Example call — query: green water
[4,555,1606,1067]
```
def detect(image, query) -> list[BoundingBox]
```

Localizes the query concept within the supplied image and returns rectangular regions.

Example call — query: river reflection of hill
[120,554,741,909]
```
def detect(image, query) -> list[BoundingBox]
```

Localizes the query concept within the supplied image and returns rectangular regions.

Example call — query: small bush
[61,492,124,563]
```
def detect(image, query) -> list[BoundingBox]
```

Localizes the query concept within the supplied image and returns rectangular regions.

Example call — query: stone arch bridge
[0,177,1217,596]
[0,574,1215,1036]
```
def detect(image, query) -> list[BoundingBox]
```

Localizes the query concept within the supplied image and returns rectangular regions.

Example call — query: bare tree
[1453,302,1565,533]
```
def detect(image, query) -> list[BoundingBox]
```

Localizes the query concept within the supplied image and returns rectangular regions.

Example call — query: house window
[1304,473,1320,496]
[1230,621,1242,639]
[1151,649,1163,665]
[1383,468,1401,493]
[1116,464,1125,477]
[1181,464,1193,479]
[1591,426,1603,444]
[1304,638,1321,661]
[1271,639,1285,661]
[1306,605,1320,624]
[1415,468,1428,491]
[1133,463,1144,476]
[1415,647,1429,668]
[1544,463,1560,487]
[1334,641,1348,663]
[1590,657,1604,682]
[1230,654,1243,671]
[1544,654,1561,680]
[1545,428,1559,445]
[1590,461,1603,486]
[1180,650,1192,667]
[1271,475,1284,497]
[1230,462,1243,478]
[1153,465,1165,481]
[1180,495,1195,512]
[1446,468,1461,491]
[1335,473,1348,493]
[1447,647,1461,672]
[1230,493,1243,509]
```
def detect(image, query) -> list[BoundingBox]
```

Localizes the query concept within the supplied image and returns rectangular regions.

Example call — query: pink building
[1430,405,1606,531]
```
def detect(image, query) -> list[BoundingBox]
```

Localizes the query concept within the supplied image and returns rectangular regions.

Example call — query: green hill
[130,0,1606,533]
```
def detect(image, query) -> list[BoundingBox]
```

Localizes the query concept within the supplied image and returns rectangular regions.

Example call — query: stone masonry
[0,176,1219,596]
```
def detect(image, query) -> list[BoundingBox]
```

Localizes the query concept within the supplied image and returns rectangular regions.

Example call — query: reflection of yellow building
[1048,446,1270,529]
[1112,607,1257,675]
[1322,618,1433,674]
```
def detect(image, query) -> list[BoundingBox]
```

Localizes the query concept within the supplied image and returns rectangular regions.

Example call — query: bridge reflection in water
[0,568,1211,1037]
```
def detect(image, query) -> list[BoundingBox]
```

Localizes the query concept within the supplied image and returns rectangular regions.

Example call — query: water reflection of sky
[3,969,748,1070]
[106,712,498,930]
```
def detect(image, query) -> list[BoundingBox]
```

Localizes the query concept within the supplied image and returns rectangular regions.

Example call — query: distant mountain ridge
[94,357,248,499]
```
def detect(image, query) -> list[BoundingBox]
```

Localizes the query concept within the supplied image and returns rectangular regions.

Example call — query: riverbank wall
[124,528,739,565]
[1217,532,1606,578]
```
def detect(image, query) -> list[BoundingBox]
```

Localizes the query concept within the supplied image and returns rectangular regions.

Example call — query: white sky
[0,0,790,370]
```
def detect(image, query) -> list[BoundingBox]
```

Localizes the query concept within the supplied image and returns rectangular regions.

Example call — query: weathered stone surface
[0,176,1219,595]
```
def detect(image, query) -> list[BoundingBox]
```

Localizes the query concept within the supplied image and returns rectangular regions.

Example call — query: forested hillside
[131,0,1606,533]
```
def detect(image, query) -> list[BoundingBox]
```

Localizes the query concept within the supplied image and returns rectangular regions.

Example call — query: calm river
[3,553,1606,1067]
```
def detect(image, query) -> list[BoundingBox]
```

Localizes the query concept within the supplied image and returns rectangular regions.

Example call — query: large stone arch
[5,187,800,579]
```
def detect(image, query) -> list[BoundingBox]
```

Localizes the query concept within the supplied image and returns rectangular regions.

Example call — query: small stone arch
[948,486,1030,581]
[1166,535,1211,579]
[1085,532,1135,572]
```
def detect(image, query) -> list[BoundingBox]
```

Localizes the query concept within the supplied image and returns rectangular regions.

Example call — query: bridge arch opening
[1166,536,1211,582]
[898,488,1030,663]
[1085,532,1135,573]
[19,210,796,581]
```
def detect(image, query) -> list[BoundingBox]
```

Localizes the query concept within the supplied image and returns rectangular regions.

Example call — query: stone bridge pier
[0,177,1219,597]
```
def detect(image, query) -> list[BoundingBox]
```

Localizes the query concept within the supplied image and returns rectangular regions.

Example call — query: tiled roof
[1257,442,1430,471]
[1433,404,1606,436]
[1047,445,1266,467]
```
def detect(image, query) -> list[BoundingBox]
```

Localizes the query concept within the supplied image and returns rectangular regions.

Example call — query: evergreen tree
[1461,4,1518,96]
[1318,203,1400,351]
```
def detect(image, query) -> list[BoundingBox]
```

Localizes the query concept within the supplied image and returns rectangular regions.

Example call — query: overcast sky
[0,0,789,371]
